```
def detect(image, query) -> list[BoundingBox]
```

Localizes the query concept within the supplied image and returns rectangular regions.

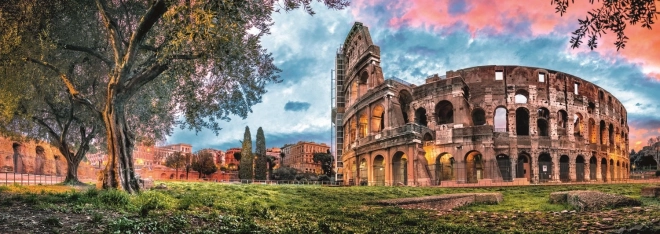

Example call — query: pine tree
[239,126,254,180]
[255,127,268,180]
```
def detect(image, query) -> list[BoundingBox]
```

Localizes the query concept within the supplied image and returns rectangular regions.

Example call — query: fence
[0,172,65,186]
[208,179,342,186]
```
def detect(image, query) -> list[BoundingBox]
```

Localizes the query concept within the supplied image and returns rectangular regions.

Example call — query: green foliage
[313,151,334,177]
[132,191,176,217]
[271,167,298,180]
[239,126,253,180]
[43,216,62,228]
[164,151,187,179]
[98,189,130,207]
[254,127,267,180]
[192,151,218,177]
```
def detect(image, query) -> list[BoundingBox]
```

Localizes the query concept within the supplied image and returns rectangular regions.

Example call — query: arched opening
[515,89,529,104]
[399,90,412,124]
[494,107,507,132]
[435,153,454,183]
[160,173,167,179]
[170,174,175,179]
[415,108,427,126]
[349,118,357,143]
[516,154,532,182]
[371,105,385,132]
[589,118,597,143]
[615,160,621,181]
[589,156,597,181]
[372,156,385,186]
[359,71,369,95]
[609,123,614,146]
[601,158,608,182]
[538,153,553,182]
[465,151,483,183]
[587,102,595,114]
[496,154,512,181]
[359,114,368,138]
[537,108,550,136]
[179,174,185,179]
[516,108,530,136]
[350,81,358,105]
[392,152,408,185]
[574,113,583,137]
[560,155,570,182]
[359,158,368,185]
[558,110,568,135]
[472,108,486,126]
[435,100,453,125]
[423,133,434,142]
[600,120,606,145]
[576,155,585,182]
[609,159,614,182]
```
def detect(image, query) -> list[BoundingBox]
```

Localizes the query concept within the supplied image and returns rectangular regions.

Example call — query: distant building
[266,147,282,169]
[281,141,330,174]
[224,148,241,171]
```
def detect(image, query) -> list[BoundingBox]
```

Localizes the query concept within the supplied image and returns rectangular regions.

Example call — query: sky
[167,0,660,153]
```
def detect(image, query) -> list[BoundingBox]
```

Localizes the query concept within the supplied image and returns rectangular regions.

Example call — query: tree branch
[169,53,205,60]
[24,57,80,96]
[95,0,124,67]
[124,62,168,95]
[121,0,167,80]
[57,43,112,66]
[32,116,60,141]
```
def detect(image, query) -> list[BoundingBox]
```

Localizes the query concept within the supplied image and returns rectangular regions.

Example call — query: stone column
[585,160,591,181]
[532,154,539,184]
[569,155,576,182]
[595,158,602,181]
[553,153,560,182]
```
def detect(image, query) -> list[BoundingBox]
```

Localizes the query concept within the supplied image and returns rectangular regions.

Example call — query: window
[495,71,503,80]
[538,73,545,82]
[574,83,579,95]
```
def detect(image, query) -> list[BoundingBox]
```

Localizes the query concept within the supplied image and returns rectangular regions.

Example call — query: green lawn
[1,182,659,233]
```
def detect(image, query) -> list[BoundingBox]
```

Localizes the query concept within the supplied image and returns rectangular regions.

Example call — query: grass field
[1,182,659,233]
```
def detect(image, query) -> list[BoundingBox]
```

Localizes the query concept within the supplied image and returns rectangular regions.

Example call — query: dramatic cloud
[168,1,660,153]
[284,101,311,112]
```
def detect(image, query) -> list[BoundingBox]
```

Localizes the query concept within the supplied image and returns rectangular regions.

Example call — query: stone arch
[574,113,583,137]
[472,108,486,126]
[576,155,585,182]
[359,157,368,185]
[415,107,428,126]
[515,89,529,104]
[516,107,530,136]
[538,153,553,182]
[600,120,606,145]
[435,100,453,125]
[372,155,385,185]
[392,152,408,185]
[516,153,532,182]
[557,110,568,135]
[609,123,614,146]
[496,154,512,181]
[349,118,357,143]
[170,173,175,179]
[350,81,358,105]
[371,105,385,133]
[423,133,434,141]
[399,90,412,124]
[589,156,597,181]
[465,151,483,183]
[435,153,454,183]
[160,173,167,179]
[589,118,597,143]
[601,158,608,182]
[179,174,185,179]
[359,113,368,138]
[494,106,507,132]
[587,102,596,114]
[559,155,570,182]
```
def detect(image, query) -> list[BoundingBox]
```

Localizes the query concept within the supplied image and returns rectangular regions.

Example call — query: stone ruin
[549,190,641,211]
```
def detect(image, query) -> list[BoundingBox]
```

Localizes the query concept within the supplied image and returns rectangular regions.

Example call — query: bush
[132,191,176,216]
[318,175,330,181]
[98,189,130,207]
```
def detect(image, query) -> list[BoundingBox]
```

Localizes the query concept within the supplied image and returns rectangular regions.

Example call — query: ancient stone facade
[335,22,629,186]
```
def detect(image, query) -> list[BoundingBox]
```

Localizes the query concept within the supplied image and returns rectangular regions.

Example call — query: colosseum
[334,22,630,186]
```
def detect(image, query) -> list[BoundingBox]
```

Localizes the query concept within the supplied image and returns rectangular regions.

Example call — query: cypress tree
[239,126,254,180]
[255,127,268,180]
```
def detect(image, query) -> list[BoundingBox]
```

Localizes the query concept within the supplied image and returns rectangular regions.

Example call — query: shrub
[98,189,130,207]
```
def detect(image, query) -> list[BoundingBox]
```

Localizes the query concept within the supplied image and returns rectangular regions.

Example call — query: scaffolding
[333,45,345,181]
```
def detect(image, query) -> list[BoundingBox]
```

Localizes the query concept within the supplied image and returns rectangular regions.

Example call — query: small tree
[313,150,334,177]
[164,151,186,180]
[234,152,242,161]
[254,127,267,180]
[192,151,218,178]
[267,156,277,180]
[239,126,253,180]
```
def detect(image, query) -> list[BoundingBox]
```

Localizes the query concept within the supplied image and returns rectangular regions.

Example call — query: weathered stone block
[641,186,660,197]
[550,190,640,211]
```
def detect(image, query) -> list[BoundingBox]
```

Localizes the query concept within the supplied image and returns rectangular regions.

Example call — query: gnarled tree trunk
[101,96,139,193]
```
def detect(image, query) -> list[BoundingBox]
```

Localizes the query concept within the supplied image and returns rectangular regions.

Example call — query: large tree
[239,126,253,180]
[192,151,218,178]
[313,150,334,177]
[254,127,267,180]
[0,0,348,192]
[552,0,658,50]
[164,151,187,180]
